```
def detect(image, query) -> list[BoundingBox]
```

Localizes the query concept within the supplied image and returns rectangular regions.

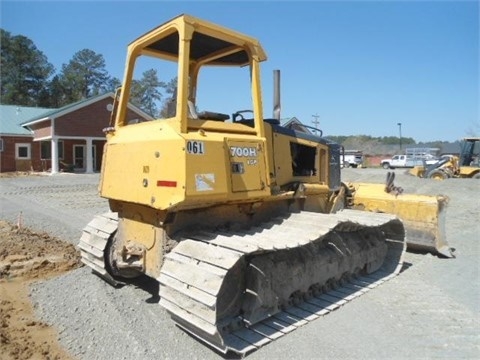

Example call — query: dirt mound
[0,220,80,280]
[0,220,82,360]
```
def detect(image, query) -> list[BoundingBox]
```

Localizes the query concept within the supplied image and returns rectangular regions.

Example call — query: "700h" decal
[230,146,257,157]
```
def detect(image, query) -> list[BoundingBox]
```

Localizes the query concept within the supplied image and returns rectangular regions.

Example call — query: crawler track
[78,212,120,286]
[158,210,406,355]
[79,210,405,355]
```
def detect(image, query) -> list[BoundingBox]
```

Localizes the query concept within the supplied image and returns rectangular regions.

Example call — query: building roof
[282,117,314,134]
[21,93,115,127]
[0,105,54,136]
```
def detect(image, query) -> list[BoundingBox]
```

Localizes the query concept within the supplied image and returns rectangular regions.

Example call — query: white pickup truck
[381,154,438,169]
[341,149,364,168]
[342,153,364,168]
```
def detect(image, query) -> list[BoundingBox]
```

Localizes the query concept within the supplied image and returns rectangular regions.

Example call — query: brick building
[0,93,152,173]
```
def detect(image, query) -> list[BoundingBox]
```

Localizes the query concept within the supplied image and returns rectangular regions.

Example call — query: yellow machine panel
[99,121,187,210]
[227,139,266,192]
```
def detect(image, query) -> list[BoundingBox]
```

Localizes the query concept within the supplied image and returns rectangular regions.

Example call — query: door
[73,144,97,172]
[74,145,85,171]
[392,155,405,167]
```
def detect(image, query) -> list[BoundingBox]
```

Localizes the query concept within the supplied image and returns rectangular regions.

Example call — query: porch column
[85,138,94,173]
[51,137,59,174]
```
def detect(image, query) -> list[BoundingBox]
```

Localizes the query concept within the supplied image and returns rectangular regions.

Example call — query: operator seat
[188,100,229,121]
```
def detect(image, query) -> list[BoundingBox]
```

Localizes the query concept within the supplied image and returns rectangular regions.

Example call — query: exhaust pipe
[273,69,281,120]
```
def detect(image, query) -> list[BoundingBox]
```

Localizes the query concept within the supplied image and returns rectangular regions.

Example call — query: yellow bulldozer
[79,14,452,355]
[409,137,480,180]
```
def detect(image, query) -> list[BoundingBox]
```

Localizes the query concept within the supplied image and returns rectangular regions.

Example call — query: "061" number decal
[186,141,205,155]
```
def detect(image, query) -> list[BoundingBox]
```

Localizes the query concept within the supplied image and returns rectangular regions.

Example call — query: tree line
[326,134,416,147]
[0,29,174,117]
[325,134,458,151]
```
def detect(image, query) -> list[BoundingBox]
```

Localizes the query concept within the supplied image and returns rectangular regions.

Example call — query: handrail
[299,124,323,137]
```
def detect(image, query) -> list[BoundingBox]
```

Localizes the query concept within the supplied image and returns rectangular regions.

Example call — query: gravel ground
[0,169,478,360]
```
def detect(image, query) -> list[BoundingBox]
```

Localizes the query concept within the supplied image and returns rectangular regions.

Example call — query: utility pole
[312,114,320,135]
[397,122,402,151]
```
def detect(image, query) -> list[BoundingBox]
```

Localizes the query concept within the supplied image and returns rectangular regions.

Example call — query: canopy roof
[132,14,267,66]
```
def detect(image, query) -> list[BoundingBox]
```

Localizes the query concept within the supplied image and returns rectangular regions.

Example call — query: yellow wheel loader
[409,137,480,180]
[79,14,452,355]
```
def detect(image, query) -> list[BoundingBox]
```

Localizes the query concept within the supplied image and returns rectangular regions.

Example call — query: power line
[312,113,320,135]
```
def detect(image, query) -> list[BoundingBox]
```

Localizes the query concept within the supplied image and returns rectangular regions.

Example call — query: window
[0,138,3,152]
[290,142,317,176]
[15,143,31,160]
[40,141,64,159]
[58,141,64,159]
[41,141,50,159]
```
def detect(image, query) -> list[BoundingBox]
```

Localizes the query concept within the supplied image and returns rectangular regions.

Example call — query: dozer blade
[408,166,426,178]
[158,210,406,355]
[348,181,453,258]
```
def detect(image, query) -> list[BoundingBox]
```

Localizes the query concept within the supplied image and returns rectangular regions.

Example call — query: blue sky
[1,0,478,142]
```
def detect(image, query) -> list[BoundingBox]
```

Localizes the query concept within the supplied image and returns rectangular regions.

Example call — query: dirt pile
[0,220,83,360]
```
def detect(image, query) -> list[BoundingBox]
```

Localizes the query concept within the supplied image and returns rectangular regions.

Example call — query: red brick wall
[0,136,35,172]
[54,98,149,137]
[31,120,52,139]
[55,98,112,137]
